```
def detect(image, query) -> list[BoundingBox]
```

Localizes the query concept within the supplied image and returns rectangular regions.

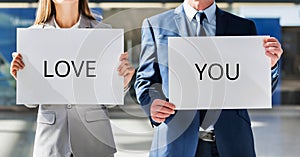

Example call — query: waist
[199,130,215,142]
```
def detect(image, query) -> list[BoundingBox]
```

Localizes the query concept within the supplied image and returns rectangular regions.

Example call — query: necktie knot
[195,12,206,25]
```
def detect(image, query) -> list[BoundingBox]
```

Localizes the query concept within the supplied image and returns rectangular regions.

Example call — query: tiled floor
[0,105,299,157]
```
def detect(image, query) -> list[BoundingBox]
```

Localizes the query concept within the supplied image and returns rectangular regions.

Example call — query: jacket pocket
[37,112,56,125]
[85,110,109,122]
[237,109,251,125]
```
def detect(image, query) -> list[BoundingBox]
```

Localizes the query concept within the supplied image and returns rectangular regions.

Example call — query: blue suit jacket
[135,4,279,157]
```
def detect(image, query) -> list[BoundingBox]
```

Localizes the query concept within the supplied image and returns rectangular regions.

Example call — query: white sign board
[168,36,271,109]
[17,29,124,105]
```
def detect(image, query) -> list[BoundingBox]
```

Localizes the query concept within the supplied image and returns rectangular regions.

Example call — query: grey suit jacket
[31,15,116,157]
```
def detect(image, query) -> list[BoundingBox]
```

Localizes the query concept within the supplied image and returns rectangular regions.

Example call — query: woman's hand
[118,52,135,89]
[10,52,25,80]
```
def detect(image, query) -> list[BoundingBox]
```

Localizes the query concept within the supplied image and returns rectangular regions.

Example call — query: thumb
[12,52,18,58]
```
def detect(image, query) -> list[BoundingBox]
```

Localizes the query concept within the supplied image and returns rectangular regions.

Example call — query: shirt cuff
[25,104,38,108]
[124,85,130,94]
[150,118,161,128]
[271,63,279,79]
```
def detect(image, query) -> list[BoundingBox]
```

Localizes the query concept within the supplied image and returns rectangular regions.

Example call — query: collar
[53,15,81,29]
[183,1,216,24]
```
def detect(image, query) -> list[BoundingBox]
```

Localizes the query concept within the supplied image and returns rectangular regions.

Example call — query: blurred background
[0,0,300,157]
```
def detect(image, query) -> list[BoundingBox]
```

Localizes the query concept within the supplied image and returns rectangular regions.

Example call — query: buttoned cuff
[271,63,279,79]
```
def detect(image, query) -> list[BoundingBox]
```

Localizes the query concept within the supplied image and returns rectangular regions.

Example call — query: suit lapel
[216,7,228,36]
[174,4,191,37]
[79,15,91,28]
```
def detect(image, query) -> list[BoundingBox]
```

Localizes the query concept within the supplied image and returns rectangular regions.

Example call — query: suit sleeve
[134,18,166,126]
[249,20,279,93]
[271,64,279,93]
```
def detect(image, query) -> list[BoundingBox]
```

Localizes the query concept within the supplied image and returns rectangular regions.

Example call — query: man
[134,0,283,157]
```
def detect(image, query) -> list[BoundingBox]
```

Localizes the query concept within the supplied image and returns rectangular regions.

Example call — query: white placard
[168,36,271,109]
[17,29,124,105]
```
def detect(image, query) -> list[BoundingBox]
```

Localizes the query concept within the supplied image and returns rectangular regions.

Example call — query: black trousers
[195,138,220,157]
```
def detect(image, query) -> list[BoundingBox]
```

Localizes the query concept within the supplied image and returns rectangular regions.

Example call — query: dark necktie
[195,12,221,130]
[195,12,208,127]
[195,12,207,36]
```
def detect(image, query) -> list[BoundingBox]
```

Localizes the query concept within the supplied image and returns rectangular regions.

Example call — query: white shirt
[183,0,216,36]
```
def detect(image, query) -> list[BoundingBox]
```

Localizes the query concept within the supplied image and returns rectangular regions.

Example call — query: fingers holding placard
[263,37,283,68]
[118,52,135,88]
[10,52,25,79]
[151,99,176,123]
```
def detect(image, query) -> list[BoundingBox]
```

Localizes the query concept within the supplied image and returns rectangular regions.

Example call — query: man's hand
[151,99,176,123]
[263,37,283,68]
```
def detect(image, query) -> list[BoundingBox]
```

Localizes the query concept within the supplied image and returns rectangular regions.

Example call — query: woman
[10,0,135,157]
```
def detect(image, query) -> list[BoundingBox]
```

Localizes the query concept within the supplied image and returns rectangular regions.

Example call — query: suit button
[67,104,72,109]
